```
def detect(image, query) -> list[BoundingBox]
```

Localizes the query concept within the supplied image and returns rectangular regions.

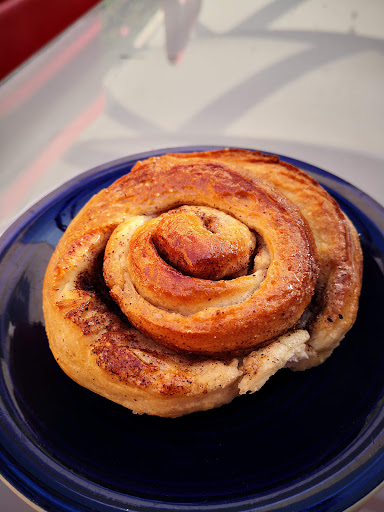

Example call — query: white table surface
[0,1,383,510]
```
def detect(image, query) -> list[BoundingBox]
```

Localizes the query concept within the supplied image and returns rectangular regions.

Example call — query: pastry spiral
[43,149,363,417]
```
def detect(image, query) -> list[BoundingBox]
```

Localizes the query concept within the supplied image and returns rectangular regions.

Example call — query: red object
[0,0,100,80]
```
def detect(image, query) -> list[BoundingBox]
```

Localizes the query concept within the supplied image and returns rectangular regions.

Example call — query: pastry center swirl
[103,205,268,318]
[153,206,256,280]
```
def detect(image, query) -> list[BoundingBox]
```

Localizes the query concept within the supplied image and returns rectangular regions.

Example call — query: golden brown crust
[43,148,363,416]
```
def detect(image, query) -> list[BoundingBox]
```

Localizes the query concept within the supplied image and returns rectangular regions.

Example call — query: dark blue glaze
[1,146,384,512]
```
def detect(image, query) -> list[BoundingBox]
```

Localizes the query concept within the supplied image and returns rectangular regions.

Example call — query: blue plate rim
[1,145,384,512]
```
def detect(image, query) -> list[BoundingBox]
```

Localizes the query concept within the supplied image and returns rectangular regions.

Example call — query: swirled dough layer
[43,149,363,417]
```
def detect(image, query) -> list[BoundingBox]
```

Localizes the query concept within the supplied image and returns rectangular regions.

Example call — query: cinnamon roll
[43,149,363,417]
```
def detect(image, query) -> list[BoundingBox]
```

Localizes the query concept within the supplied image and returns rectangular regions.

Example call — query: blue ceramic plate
[1,147,384,512]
